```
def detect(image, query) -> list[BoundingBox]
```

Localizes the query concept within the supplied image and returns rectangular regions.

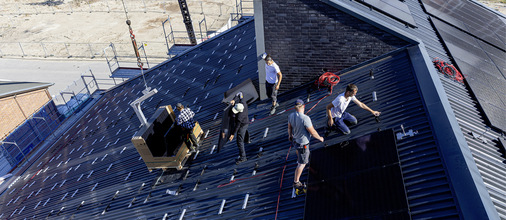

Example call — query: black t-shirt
[231,97,249,134]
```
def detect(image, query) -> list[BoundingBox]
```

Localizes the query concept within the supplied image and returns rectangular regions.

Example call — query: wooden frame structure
[131,105,202,171]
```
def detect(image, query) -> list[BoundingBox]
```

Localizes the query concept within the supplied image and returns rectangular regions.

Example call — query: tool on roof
[304,69,341,114]
[396,124,418,140]
[433,58,464,83]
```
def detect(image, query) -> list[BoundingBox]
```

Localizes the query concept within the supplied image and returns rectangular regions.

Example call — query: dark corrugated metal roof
[1,0,504,219]
[323,0,505,218]
[0,19,259,219]
[0,17,453,218]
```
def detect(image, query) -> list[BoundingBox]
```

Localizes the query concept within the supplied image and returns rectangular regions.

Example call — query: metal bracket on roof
[130,88,158,127]
[56,207,64,216]
[102,204,110,215]
[396,125,418,140]
[183,170,190,180]
[179,209,187,220]
[218,199,226,215]
[200,165,207,176]
[166,189,177,195]
[128,197,136,208]
[471,127,490,144]
[193,180,200,191]
[143,193,151,204]
[242,194,249,209]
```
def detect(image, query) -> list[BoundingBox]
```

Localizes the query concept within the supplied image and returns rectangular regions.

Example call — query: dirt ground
[0,0,242,62]
[477,0,506,14]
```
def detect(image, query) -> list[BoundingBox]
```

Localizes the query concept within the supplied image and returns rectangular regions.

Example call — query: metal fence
[0,100,62,171]
[0,67,119,174]
[52,67,119,107]
[0,0,251,60]
[232,0,254,21]
[0,0,234,16]
[0,41,169,61]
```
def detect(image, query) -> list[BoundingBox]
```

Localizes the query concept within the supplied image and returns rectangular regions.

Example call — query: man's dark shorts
[296,144,310,164]
[266,82,278,103]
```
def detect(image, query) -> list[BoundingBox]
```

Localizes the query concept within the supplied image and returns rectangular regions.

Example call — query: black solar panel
[432,18,506,132]
[305,129,409,219]
[356,0,417,27]
[422,0,506,51]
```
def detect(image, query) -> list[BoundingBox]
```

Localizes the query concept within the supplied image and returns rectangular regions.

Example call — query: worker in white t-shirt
[325,84,380,136]
[263,54,283,115]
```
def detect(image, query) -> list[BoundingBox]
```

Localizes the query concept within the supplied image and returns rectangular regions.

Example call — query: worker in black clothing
[229,93,249,164]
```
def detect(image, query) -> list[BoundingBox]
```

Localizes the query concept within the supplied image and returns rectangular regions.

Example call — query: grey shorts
[296,144,310,164]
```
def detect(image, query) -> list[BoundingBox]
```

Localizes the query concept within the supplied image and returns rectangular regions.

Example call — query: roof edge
[0,82,53,99]
[407,43,500,220]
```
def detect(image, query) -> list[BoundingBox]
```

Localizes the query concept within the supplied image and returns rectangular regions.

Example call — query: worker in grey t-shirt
[288,99,324,189]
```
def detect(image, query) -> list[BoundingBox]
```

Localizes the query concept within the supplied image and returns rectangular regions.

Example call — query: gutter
[0,83,54,99]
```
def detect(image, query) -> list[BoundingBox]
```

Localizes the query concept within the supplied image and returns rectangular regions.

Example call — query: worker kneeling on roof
[325,84,381,136]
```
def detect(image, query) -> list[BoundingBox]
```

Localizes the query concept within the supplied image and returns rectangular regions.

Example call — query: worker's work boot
[235,157,247,165]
